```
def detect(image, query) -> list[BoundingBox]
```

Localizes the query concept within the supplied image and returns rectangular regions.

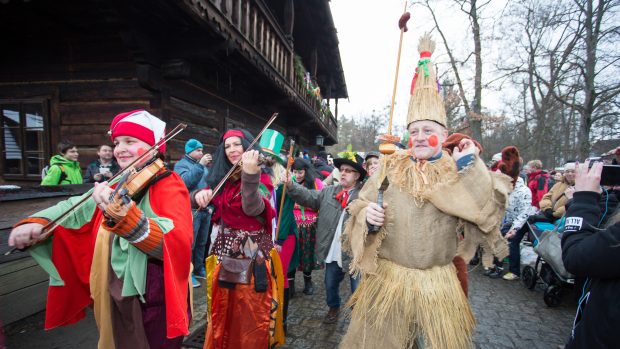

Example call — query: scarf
[335,188,350,208]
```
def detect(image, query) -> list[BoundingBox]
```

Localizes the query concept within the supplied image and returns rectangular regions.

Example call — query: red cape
[41,173,192,338]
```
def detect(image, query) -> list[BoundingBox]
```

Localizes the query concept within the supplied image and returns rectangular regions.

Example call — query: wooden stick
[387,1,409,135]
[275,140,295,238]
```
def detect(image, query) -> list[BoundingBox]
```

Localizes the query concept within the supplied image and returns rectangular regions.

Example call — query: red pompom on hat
[109,110,167,153]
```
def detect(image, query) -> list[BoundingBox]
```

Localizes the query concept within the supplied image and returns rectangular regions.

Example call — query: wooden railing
[186,0,337,139]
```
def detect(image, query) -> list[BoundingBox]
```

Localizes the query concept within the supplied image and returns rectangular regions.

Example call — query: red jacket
[527,170,550,208]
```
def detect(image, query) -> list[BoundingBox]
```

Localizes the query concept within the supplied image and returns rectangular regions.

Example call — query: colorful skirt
[205,227,285,348]
[297,222,322,273]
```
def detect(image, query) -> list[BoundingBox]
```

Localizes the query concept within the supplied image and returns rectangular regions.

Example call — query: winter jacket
[564,189,620,227]
[527,170,550,208]
[286,181,360,270]
[313,158,334,179]
[41,155,83,185]
[504,177,535,231]
[173,154,208,192]
[83,159,120,183]
[562,191,620,349]
[539,180,572,218]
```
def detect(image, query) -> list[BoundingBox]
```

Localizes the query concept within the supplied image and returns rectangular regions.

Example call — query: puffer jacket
[41,155,83,185]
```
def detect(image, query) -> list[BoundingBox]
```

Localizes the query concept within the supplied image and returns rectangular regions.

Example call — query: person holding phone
[84,144,120,183]
[561,160,620,348]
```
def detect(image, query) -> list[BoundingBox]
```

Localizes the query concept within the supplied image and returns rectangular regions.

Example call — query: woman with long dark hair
[290,158,324,295]
[193,128,284,349]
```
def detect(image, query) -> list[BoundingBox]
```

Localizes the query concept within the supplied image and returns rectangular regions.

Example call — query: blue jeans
[508,226,527,276]
[192,209,212,275]
[324,261,360,309]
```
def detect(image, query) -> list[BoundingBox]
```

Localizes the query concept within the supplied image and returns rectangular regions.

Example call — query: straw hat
[406,33,447,127]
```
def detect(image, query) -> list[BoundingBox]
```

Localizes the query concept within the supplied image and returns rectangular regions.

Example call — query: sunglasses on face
[340,168,358,174]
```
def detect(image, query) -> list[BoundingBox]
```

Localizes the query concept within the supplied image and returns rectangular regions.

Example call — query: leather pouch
[218,255,254,284]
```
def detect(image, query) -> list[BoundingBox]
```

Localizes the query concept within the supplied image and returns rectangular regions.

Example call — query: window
[1,100,49,180]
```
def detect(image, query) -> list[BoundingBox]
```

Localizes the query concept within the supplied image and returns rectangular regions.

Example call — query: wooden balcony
[184,0,338,140]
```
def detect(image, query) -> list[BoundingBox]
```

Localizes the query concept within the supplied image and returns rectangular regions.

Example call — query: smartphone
[601,165,620,186]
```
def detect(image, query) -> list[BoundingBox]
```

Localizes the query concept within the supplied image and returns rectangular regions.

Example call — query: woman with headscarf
[193,129,284,349]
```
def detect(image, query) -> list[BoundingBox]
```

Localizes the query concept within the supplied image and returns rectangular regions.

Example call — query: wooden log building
[0,0,347,325]
[0,0,347,184]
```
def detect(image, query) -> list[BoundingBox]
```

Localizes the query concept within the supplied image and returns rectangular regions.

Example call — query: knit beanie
[564,162,576,171]
[185,139,203,154]
[109,110,167,153]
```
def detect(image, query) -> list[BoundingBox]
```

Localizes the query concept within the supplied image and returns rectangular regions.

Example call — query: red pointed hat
[109,110,167,153]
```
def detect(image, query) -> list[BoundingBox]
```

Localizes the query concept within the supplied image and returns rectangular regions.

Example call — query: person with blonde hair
[525,159,551,208]
[540,162,576,220]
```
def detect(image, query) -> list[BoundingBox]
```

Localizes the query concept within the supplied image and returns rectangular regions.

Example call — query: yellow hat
[406,33,447,127]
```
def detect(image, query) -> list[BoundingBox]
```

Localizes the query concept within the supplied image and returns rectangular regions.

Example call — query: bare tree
[497,0,584,166]
[327,106,390,153]
[417,0,493,144]
[557,0,620,159]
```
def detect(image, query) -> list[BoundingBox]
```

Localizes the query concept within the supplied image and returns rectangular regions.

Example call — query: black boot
[287,271,296,299]
[303,274,314,295]
[283,287,290,335]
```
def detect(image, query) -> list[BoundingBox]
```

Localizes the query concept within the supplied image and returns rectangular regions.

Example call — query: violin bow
[274,140,295,238]
[6,123,187,254]
[204,112,279,205]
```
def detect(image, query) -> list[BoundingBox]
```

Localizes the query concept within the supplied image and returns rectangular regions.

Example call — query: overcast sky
[329,0,509,132]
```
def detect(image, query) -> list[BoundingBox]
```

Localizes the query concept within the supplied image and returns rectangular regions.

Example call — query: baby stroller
[521,219,574,307]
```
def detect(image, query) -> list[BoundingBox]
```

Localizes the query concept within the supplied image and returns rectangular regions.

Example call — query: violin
[104,158,165,224]
[5,123,187,255]
[228,153,274,182]
[205,113,279,200]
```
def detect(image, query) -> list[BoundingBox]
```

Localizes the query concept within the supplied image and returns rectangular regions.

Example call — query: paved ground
[4,264,576,348]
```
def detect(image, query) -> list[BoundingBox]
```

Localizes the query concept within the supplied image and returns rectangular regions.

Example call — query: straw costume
[340,34,511,349]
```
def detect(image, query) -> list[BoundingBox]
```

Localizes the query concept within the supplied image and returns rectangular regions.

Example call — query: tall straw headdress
[406,33,447,127]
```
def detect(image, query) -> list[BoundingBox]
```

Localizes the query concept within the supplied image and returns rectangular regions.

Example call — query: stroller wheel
[522,266,537,290]
[543,285,562,307]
